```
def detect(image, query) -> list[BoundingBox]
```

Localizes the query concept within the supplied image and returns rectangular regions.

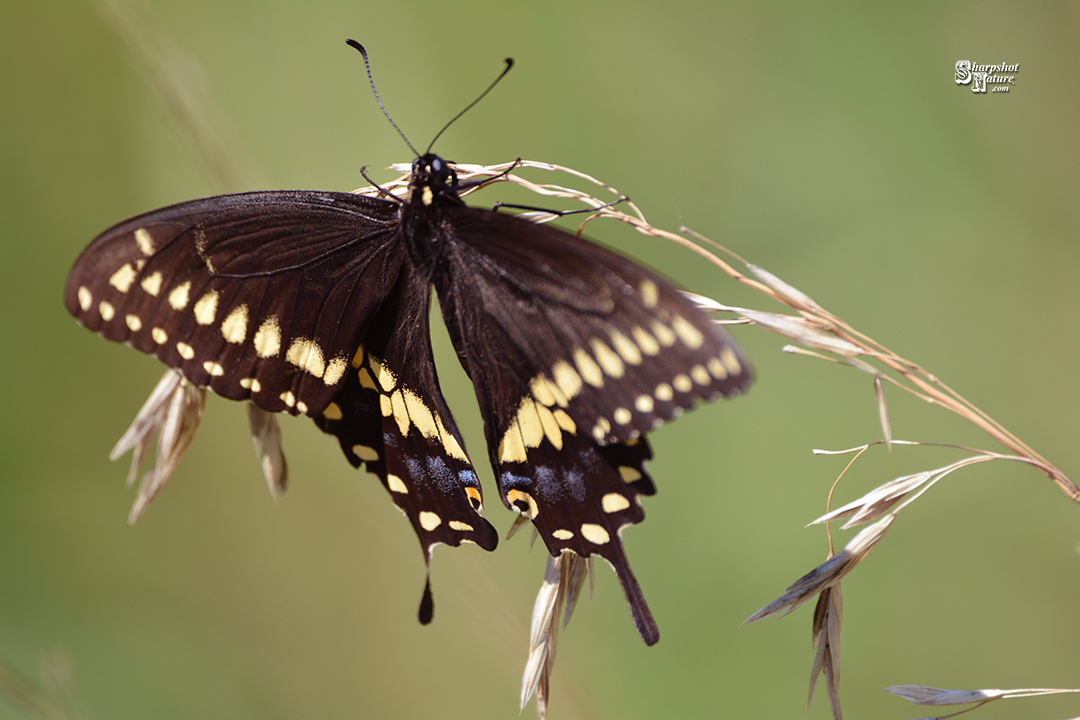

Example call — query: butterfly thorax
[400,153,463,272]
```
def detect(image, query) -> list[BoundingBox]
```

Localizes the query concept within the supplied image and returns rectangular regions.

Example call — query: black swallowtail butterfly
[64,47,752,646]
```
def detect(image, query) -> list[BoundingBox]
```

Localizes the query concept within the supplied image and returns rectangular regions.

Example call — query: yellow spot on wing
[654,382,673,401]
[721,346,743,376]
[140,272,163,296]
[618,466,642,483]
[449,520,474,532]
[590,338,625,378]
[77,286,92,311]
[602,493,631,513]
[220,305,249,344]
[673,374,693,393]
[610,330,642,365]
[551,360,583,400]
[286,338,325,377]
[517,399,545,450]
[151,327,167,344]
[632,326,660,356]
[203,361,224,376]
[357,367,377,390]
[691,364,711,386]
[168,281,191,311]
[125,314,142,332]
[434,413,468,461]
[390,390,410,436]
[529,375,559,407]
[707,356,727,379]
[368,355,397,392]
[552,409,576,434]
[402,388,437,439]
[536,403,563,450]
[98,301,115,321]
[419,511,442,531]
[108,263,137,293]
[635,394,654,413]
[193,290,219,325]
[650,319,677,347]
[498,418,528,464]
[672,314,705,349]
[176,342,194,360]
[573,347,604,388]
[253,316,281,357]
[323,402,343,420]
[580,523,610,545]
[353,444,379,462]
[613,407,632,425]
[592,417,611,442]
[279,391,296,408]
[640,279,659,308]
[387,473,407,493]
[323,357,347,385]
[134,228,154,255]
[552,529,574,540]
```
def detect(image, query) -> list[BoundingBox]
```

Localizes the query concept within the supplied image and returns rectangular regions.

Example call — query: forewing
[64,191,403,416]
[446,206,752,444]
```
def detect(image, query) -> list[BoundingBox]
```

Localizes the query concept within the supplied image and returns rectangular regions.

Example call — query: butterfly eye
[428,156,456,188]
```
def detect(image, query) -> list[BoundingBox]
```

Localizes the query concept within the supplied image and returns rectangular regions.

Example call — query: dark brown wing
[313,265,500,622]
[66,190,500,624]
[64,190,403,416]
[435,205,752,644]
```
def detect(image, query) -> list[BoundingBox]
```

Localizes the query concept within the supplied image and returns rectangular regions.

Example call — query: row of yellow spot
[86,227,357,408]
[494,312,722,458]
[588,347,743,442]
[351,344,470,464]
[505,487,629,546]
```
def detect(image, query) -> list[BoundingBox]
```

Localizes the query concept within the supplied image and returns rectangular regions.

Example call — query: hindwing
[313,266,499,619]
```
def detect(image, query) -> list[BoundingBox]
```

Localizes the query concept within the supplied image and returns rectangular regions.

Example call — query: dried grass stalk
[885,684,1079,720]
[520,552,591,720]
[746,515,893,623]
[248,405,288,497]
[109,369,206,523]
[809,584,843,720]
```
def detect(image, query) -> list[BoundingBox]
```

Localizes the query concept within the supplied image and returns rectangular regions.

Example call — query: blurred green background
[3,2,1079,719]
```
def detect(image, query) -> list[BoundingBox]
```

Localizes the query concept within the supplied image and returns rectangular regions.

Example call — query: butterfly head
[409,153,459,206]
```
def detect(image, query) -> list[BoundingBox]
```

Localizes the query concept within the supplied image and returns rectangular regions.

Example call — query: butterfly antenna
[425,57,514,154]
[346,39,420,158]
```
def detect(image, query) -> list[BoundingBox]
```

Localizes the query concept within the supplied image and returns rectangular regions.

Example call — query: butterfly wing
[435,205,752,644]
[443,206,751,442]
[64,190,403,416]
[66,190,499,622]
[313,265,499,621]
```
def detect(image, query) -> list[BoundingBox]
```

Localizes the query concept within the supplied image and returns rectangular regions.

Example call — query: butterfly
[63,48,752,646]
